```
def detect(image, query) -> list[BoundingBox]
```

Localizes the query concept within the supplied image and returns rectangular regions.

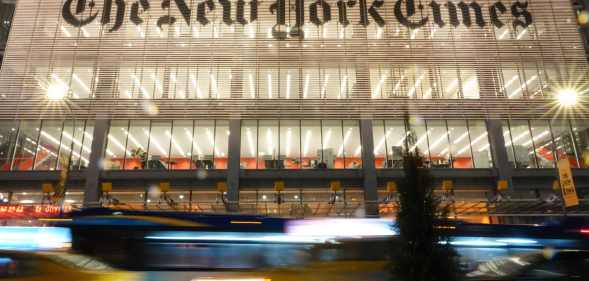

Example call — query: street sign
[557,158,579,208]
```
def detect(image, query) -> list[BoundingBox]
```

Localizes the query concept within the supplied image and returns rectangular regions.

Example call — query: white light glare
[557,89,578,107]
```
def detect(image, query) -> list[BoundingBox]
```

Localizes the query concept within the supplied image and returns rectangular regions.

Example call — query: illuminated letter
[394,0,428,29]
[62,0,98,27]
[456,1,486,28]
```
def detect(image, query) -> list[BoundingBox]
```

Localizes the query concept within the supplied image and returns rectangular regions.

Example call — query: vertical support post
[360,119,379,217]
[83,118,109,208]
[486,119,513,190]
[227,119,241,212]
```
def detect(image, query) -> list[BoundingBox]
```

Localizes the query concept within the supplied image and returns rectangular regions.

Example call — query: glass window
[551,120,578,168]
[0,121,18,171]
[448,120,473,169]
[240,120,258,169]
[460,69,479,99]
[468,121,492,168]
[342,121,362,169]
[507,120,536,168]
[280,120,301,169]
[572,121,589,168]
[13,121,41,171]
[301,120,322,168]
[440,68,460,99]
[58,120,91,171]
[169,120,193,170]
[384,120,408,168]
[147,121,172,169]
[213,121,229,169]
[258,120,279,169]
[194,120,216,169]
[79,122,94,170]
[407,119,430,165]
[34,121,63,171]
[321,120,344,169]
[373,120,387,168]
[426,121,451,168]
[125,121,150,170]
[105,120,129,170]
[530,120,555,168]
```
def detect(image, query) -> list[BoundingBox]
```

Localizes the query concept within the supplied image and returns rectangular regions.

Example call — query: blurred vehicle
[0,250,140,281]
[466,250,589,281]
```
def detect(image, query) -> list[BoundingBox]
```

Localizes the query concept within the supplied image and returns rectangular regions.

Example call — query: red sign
[0,205,72,219]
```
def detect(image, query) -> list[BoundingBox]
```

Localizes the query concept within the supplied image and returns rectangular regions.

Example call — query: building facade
[0,0,589,219]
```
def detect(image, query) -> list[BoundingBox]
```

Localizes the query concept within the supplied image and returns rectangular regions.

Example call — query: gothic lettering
[219,0,234,25]
[511,1,533,30]
[310,0,332,26]
[59,0,535,39]
[62,0,98,27]
[237,0,258,25]
[337,0,356,27]
[102,0,125,32]
[394,0,428,29]
[130,0,150,26]
[197,0,215,25]
[490,1,507,28]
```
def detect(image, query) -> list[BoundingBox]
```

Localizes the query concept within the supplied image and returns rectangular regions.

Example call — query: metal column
[83,118,109,207]
[360,119,379,217]
[486,119,513,190]
[226,119,241,212]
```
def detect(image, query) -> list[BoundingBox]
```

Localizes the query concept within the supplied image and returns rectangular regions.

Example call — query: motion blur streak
[286,219,396,238]
[192,279,270,281]
[0,227,71,251]
[145,231,327,244]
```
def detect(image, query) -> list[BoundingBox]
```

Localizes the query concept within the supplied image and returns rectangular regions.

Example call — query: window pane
[572,121,589,168]
[301,120,321,168]
[105,120,129,170]
[214,121,229,169]
[258,120,279,169]
[384,120,408,169]
[147,121,172,170]
[408,119,430,164]
[551,120,578,168]
[503,121,516,168]
[125,120,149,170]
[170,120,193,170]
[0,121,18,171]
[468,121,492,168]
[56,120,83,171]
[322,120,343,169]
[508,120,536,168]
[530,120,555,168]
[373,120,386,168]
[343,120,361,169]
[34,120,62,171]
[280,120,301,169]
[80,122,94,170]
[448,120,473,169]
[240,120,258,169]
[194,120,216,169]
[427,120,450,168]
[460,69,479,99]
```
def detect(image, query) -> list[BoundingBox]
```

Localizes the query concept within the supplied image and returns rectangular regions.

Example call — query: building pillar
[360,119,379,217]
[486,119,513,190]
[226,119,241,212]
[83,118,109,207]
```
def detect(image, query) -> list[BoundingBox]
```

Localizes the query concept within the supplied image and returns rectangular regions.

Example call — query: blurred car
[0,250,140,281]
[466,250,589,280]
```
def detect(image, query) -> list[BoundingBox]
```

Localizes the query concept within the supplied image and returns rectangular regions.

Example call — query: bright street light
[46,83,67,101]
[557,89,578,107]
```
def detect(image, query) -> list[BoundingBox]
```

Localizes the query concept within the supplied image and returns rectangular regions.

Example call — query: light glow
[557,89,578,107]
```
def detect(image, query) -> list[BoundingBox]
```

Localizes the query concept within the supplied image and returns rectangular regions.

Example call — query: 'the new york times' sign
[62,0,533,39]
